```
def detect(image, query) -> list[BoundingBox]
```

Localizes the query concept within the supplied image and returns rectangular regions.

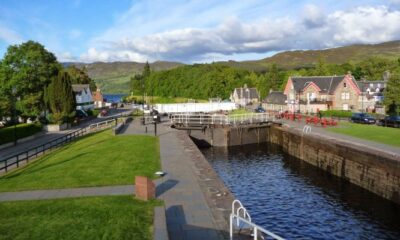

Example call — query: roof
[290,76,345,94]
[234,87,259,99]
[263,91,286,105]
[356,80,387,92]
[72,84,90,93]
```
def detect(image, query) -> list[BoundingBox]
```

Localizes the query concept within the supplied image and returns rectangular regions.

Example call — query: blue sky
[1,0,400,63]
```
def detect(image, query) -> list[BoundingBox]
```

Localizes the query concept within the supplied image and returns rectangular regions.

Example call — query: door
[342,104,349,111]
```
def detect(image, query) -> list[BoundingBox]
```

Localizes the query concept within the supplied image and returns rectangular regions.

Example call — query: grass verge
[0,130,161,192]
[0,123,42,145]
[327,122,400,147]
[0,196,160,240]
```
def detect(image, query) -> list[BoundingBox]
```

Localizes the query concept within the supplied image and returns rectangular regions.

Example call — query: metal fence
[0,119,118,174]
[170,113,274,126]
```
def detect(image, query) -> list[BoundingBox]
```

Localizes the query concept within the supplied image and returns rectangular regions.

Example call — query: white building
[72,84,94,111]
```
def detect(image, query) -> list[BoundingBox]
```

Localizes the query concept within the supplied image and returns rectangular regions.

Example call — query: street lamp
[141,77,145,125]
[12,86,17,146]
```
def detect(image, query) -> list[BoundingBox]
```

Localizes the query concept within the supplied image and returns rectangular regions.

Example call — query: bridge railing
[170,113,274,126]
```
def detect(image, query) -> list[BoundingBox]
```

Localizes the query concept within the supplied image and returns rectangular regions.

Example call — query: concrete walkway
[0,185,135,202]
[123,119,225,240]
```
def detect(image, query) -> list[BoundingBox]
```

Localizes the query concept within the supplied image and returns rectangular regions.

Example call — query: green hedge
[0,123,42,145]
[320,110,353,118]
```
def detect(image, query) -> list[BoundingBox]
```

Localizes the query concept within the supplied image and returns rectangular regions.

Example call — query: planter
[43,123,69,132]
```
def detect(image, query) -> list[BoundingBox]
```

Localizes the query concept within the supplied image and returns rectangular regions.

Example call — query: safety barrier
[230,199,284,240]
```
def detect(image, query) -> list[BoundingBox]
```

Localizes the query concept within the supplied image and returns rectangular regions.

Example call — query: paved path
[0,185,135,202]
[123,119,224,240]
[278,118,400,156]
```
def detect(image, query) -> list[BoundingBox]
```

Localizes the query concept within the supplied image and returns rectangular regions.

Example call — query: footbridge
[170,113,275,130]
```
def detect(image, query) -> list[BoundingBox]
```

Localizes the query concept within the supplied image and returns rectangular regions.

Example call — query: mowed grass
[0,196,160,240]
[327,122,400,147]
[0,130,160,192]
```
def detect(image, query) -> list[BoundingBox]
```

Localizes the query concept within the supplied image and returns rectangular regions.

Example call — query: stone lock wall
[269,125,400,204]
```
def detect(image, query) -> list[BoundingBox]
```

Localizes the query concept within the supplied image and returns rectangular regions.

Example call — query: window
[343,82,347,88]
[341,92,350,100]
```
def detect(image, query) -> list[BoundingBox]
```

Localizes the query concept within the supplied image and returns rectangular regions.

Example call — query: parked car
[254,107,266,113]
[350,113,376,124]
[378,116,400,128]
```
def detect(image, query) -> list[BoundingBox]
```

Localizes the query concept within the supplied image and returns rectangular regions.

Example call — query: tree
[65,66,96,91]
[384,71,400,116]
[314,57,329,76]
[130,74,143,95]
[44,72,76,123]
[0,41,61,119]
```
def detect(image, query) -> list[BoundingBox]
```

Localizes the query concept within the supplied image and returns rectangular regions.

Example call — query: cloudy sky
[1,0,400,63]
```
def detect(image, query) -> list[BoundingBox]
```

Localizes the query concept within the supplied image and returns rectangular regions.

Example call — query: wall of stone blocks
[269,125,400,205]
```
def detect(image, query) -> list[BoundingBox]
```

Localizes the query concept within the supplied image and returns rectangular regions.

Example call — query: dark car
[350,113,376,124]
[254,107,266,113]
[378,116,400,128]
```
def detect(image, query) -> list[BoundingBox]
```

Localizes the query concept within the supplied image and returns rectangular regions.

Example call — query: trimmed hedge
[0,123,42,145]
[320,110,353,118]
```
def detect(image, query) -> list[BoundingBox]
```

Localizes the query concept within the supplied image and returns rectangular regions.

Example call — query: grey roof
[290,76,345,94]
[356,80,387,92]
[234,88,259,99]
[72,84,90,93]
[263,91,286,104]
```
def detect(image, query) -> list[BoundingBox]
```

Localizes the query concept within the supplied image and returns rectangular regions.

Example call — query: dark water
[103,94,127,103]
[201,144,400,240]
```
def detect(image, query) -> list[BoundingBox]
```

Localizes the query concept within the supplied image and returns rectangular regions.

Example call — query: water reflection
[202,143,400,240]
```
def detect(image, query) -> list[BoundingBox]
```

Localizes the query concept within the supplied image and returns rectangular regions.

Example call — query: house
[283,73,361,113]
[357,80,387,114]
[230,84,259,106]
[72,84,94,111]
[92,88,105,108]
[262,91,287,112]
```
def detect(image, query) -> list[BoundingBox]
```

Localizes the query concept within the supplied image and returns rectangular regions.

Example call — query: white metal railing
[302,125,312,134]
[170,113,274,126]
[230,200,285,240]
[88,119,117,131]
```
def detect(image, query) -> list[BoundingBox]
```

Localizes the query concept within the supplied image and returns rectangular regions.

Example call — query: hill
[217,40,400,71]
[67,61,183,94]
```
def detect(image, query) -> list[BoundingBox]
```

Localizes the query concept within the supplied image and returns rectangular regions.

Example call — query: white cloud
[79,4,400,63]
[0,23,23,44]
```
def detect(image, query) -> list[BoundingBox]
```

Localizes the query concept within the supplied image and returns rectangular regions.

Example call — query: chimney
[383,70,390,81]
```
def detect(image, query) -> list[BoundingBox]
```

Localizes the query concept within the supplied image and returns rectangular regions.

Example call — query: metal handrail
[230,199,284,240]
[0,118,118,174]
[170,113,274,126]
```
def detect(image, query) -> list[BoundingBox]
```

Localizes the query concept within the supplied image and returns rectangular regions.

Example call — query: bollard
[135,176,155,201]
[145,126,147,133]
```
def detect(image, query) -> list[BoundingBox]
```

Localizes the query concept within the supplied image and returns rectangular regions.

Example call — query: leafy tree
[314,57,329,76]
[384,71,400,116]
[44,72,76,123]
[65,66,96,91]
[130,74,143,96]
[0,41,60,119]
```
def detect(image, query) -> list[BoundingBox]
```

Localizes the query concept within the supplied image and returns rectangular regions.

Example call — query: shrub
[0,123,42,145]
[320,110,352,118]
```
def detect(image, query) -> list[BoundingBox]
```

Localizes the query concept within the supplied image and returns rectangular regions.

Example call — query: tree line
[131,57,400,112]
[0,41,96,125]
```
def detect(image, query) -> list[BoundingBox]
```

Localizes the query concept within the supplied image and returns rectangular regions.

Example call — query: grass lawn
[0,130,161,192]
[228,108,252,115]
[0,123,42,145]
[327,122,400,147]
[0,196,160,240]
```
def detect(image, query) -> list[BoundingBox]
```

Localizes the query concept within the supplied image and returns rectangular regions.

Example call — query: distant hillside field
[65,40,400,93]
[217,40,400,71]
[67,61,183,94]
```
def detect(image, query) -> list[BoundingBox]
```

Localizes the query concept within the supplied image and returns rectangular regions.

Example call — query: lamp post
[12,86,17,146]
[361,78,365,114]
[141,77,145,125]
